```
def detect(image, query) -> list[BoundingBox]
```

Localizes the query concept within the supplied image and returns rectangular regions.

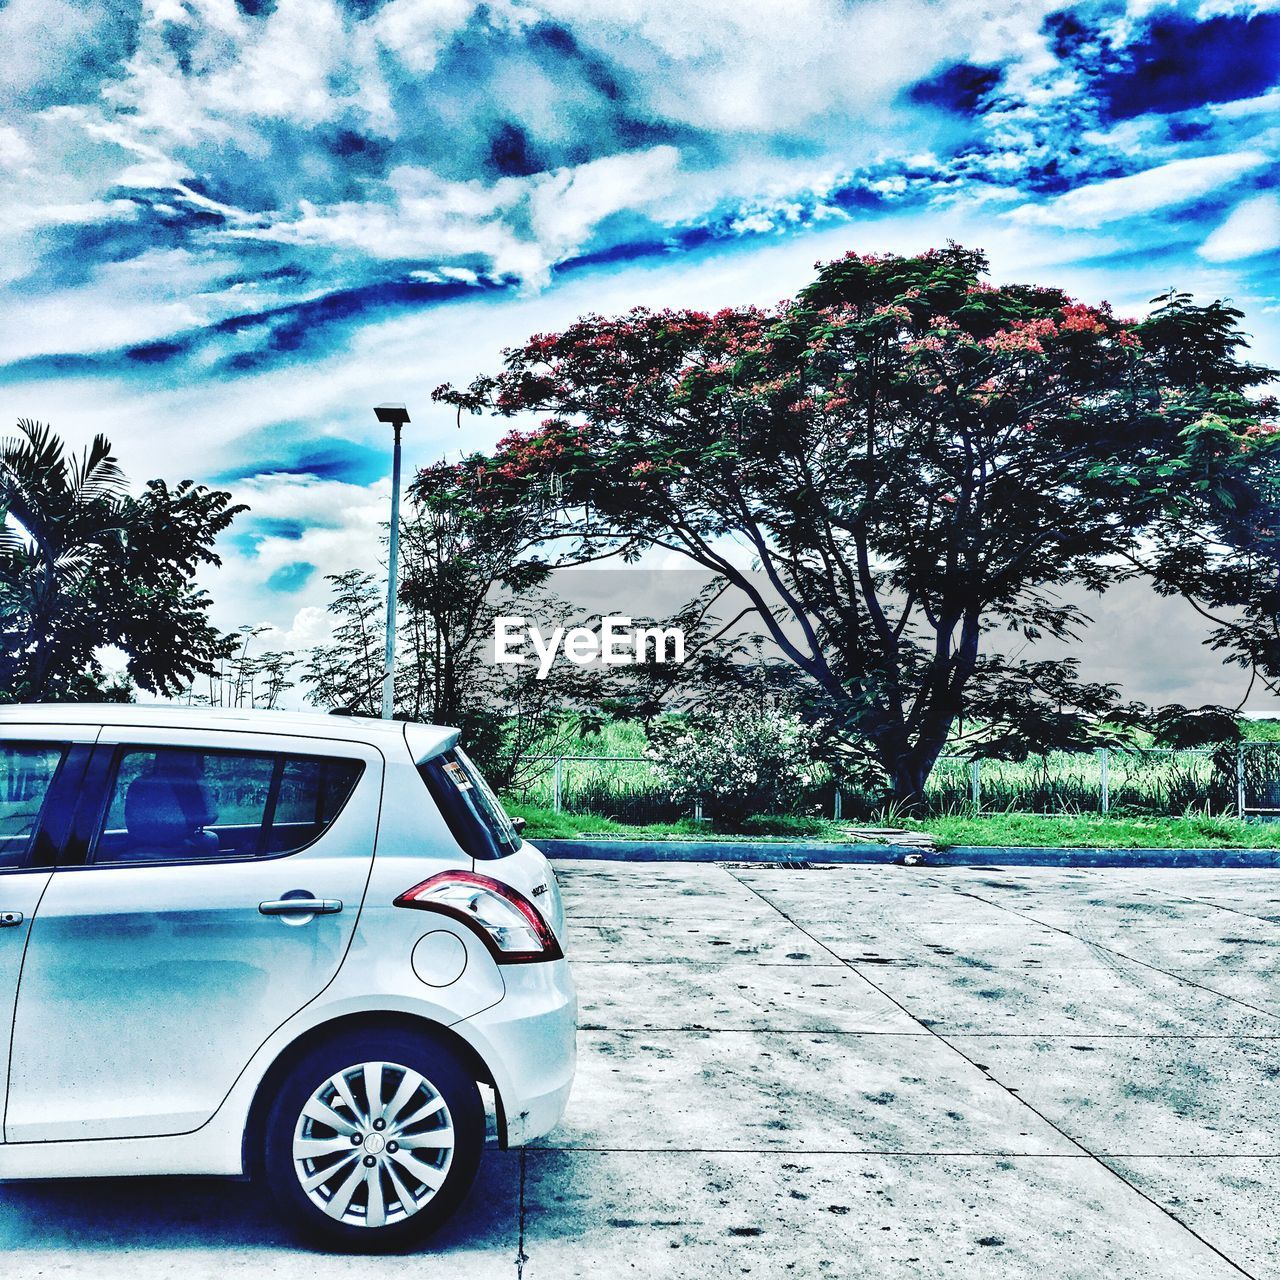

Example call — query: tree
[402,476,696,785]
[298,498,607,788]
[397,482,551,728]
[0,420,244,702]
[178,625,297,709]
[432,246,1279,805]
[1120,293,1280,703]
[299,485,548,729]
[301,570,386,716]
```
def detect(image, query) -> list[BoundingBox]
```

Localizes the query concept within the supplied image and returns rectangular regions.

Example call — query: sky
[1,0,1277,709]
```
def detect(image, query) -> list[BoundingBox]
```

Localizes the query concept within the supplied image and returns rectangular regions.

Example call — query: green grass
[506,803,855,842]
[905,812,1280,850]
[508,800,1279,849]
[506,715,1280,830]
[1244,718,1280,742]
[507,803,710,840]
[542,718,653,756]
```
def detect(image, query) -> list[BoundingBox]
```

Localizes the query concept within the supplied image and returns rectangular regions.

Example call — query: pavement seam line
[526,1146,1095,1156]
[1163,889,1280,929]
[577,1027,1280,1039]
[527,1145,1280,1157]
[923,877,1280,1024]
[515,1145,528,1280]
[725,865,1260,1280]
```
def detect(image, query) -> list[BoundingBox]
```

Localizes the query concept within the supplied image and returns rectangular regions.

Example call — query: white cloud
[259,605,334,654]
[1211,88,1280,120]
[0,0,1084,301]
[526,145,682,275]
[1,197,139,236]
[200,474,391,656]
[227,145,684,287]
[0,125,34,170]
[251,522,383,582]
[2,0,1274,343]
[534,0,1059,135]
[0,244,250,361]
[0,0,128,109]
[233,472,390,530]
[368,0,475,77]
[108,0,353,136]
[1008,152,1272,229]
[1199,194,1280,263]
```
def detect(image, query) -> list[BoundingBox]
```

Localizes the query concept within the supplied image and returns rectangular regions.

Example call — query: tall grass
[503,718,1280,823]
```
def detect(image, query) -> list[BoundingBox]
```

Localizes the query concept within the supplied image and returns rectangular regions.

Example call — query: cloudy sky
[1,0,1277,707]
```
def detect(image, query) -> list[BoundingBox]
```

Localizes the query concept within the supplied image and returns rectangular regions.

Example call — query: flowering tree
[430,246,1279,805]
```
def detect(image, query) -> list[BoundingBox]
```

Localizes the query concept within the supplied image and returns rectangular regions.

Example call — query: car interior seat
[124,755,220,858]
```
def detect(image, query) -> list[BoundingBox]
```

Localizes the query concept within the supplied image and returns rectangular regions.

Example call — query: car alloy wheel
[262,1027,483,1250]
[292,1060,456,1229]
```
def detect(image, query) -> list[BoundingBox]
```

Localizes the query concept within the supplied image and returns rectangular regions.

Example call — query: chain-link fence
[516,755,688,824]
[927,748,1228,816]
[1241,741,1280,815]
[509,743,1280,822]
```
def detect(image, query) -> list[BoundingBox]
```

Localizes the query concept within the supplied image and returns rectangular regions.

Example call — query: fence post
[693,797,704,822]
[1097,747,1109,815]
[1237,744,1246,818]
[553,757,563,814]
[969,760,981,809]
[833,788,843,820]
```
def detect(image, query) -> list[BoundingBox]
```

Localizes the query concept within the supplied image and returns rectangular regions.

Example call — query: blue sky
[1,0,1277,706]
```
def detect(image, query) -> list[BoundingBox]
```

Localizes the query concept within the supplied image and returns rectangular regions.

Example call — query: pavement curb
[537,838,1280,868]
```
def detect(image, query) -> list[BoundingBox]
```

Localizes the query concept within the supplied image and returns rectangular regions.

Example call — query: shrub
[646,704,818,827]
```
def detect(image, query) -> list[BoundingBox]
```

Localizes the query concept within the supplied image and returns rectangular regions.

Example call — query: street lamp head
[374,402,411,428]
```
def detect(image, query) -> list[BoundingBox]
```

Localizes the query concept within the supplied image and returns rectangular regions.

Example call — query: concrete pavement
[4,861,1280,1277]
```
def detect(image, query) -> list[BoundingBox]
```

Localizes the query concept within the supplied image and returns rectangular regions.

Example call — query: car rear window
[419,748,522,860]
[92,746,364,865]
[0,743,66,869]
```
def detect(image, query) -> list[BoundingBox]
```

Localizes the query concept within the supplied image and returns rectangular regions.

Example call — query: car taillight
[394,870,563,964]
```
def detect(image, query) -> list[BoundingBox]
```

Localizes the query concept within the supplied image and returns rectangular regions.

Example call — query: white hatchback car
[0,704,576,1250]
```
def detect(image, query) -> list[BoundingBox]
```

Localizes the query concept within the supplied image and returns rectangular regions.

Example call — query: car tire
[262,1026,484,1252]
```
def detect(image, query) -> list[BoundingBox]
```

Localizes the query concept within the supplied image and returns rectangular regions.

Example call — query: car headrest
[124,774,193,849]
[124,757,218,847]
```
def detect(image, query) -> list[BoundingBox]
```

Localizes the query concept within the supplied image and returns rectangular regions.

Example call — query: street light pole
[374,403,410,720]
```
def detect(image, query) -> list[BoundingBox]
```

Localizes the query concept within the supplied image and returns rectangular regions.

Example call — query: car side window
[0,743,66,869]
[91,747,363,866]
[264,756,365,854]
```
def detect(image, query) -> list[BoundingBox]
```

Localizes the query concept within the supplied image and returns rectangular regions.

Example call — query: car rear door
[5,725,383,1143]
[0,730,94,1143]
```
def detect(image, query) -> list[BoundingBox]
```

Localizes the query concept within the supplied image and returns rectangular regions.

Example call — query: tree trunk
[887,759,932,812]
[884,734,953,813]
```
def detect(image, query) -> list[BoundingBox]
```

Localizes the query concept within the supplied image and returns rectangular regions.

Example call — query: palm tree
[0,420,130,698]
[0,419,243,702]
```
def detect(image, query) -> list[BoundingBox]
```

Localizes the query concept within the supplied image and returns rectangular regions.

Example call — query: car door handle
[0,911,22,928]
[259,898,343,917]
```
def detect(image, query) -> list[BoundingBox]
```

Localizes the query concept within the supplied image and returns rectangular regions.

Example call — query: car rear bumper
[454,957,577,1147]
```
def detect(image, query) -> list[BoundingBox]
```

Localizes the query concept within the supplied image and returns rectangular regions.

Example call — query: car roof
[0,703,460,762]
